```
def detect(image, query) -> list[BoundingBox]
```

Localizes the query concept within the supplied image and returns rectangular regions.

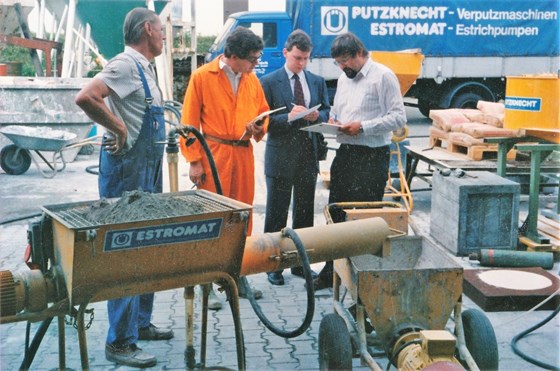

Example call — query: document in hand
[239,106,286,140]
[300,122,342,135]
[288,104,322,122]
[248,106,286,125]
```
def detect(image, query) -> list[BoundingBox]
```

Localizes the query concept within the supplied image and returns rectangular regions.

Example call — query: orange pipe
[240,218,390,276]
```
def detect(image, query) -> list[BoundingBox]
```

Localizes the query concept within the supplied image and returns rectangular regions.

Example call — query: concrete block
[430,171,520,255]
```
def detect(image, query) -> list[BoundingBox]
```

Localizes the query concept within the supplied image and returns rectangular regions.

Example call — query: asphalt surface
[0,106,558,370]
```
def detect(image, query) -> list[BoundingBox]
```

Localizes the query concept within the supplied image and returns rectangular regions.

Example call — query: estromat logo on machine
[321,6,348,35]
[103,218,223,252]
[505,96,542,112]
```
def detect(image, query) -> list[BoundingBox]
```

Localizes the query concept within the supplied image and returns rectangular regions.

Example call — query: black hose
[164,104,182,124]
[180,124,316,338]
[85,164,99,175]
[511,305,560,371]
[0,213,41,226]
[20,318,54,370]
[176,125,223,195]
[241,227,315,338]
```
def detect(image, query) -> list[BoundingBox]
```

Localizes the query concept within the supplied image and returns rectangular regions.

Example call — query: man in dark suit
[260,30,330,285]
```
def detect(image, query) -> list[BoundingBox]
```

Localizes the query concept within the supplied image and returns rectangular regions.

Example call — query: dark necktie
[293,74,305,106]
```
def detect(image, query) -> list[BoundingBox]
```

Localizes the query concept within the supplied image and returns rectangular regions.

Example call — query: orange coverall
[180,57,269,234]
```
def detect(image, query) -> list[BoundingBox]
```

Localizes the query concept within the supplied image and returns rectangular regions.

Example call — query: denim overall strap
[98,59,165,198]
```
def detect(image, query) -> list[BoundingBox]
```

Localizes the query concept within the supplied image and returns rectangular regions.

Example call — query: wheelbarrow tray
[0,126,77,151]
[334,235,463,347]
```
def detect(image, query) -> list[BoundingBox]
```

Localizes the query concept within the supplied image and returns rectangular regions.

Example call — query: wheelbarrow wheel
[461,308,499,370]
[319,313,352,370]
[1,144,31,175]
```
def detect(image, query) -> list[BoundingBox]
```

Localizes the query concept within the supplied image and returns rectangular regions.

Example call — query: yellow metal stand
[384,126,413,214]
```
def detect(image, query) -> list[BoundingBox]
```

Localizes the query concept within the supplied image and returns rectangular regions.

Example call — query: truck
[206,0,559,116]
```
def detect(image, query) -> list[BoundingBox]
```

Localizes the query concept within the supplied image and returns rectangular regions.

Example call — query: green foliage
[0,45,35,76]
[181,34,216,54]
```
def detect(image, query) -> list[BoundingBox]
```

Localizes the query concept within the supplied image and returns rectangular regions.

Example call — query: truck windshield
[210,17,236,53]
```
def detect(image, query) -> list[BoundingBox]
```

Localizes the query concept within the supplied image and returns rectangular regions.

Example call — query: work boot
[238,280,263,300]
[138,323,174,341]
[207,288,223,310]
[267,271,285,286]
[105,343,156,368]
[291,266,318,280]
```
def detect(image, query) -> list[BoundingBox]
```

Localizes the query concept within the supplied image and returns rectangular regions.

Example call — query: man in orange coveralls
[180,27,269,310]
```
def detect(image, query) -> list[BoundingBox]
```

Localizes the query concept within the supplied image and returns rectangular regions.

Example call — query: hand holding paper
[288,104,321,122]
[239,106,286,140]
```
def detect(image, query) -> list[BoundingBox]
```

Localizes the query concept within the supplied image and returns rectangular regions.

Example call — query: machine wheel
[418,99,434,117]
[461,308,499,370]
[450,92,483,109]
[0,145,31,175]
[319,313,353,370]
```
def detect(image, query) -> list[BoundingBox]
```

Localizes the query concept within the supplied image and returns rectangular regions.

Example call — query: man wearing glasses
[313,32,407,290]
[180,27,269,309]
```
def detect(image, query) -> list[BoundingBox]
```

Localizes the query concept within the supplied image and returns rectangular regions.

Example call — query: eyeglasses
[244,53,262,64]
[333,56,352,66]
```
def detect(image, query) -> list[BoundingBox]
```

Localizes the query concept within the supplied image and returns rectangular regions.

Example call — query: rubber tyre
[1,145,31,175]
[319,313,353,370]
[450,92,484,109]
[418,99,433,117]
[461,308,499,371]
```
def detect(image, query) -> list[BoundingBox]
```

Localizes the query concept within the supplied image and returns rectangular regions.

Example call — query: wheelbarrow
[318,203,499,371]
[0,125,100,178]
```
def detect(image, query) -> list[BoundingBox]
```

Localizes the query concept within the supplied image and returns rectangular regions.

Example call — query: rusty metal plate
[463,267,560,311]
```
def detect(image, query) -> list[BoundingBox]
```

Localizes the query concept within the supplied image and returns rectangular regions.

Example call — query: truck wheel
[450,92,483,109]
[418,99,434,117]
[319,313,353,370]
[1,145,32,175]
[461,308,499,370]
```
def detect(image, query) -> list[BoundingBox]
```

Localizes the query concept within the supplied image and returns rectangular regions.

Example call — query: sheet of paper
[300,122,342,135]
[287,104,322,122]
[239,106,287,140]
[249,106,286,125]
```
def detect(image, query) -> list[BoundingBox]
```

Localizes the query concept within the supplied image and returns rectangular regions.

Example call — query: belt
[203,134,249,147]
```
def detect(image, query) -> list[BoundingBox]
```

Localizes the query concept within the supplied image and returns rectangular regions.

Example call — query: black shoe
[291,267,318,279]
[313,275,332,291]
[138,323,174,341]
[105,343,156,368]
[267,271,285,286]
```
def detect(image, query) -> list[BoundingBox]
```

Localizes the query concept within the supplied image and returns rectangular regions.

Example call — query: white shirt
[332,58,406,148]
[220,57,242,95]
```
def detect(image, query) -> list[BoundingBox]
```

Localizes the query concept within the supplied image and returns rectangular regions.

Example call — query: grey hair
[123,8,159,45]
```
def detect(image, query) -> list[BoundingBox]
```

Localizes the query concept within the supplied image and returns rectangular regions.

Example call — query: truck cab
[206,11,292,78]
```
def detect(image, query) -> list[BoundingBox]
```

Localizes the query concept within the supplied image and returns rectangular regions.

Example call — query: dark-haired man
[260,30,330,286]
[314,32,406,290]
[180,27,269,308]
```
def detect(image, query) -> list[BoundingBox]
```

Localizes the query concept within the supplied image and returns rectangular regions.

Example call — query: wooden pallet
[429,133,516,161]
[538,214,560,247]
[429,133,449,149]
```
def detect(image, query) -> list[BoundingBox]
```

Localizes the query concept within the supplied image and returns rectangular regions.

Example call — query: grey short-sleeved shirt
[95,46,162,150]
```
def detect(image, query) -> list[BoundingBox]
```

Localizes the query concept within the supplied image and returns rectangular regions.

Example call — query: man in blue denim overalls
[75,7,173,368]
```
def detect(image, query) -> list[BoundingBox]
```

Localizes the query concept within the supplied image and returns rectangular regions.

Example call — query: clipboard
[288,104,322,122]
[300,122,342,135]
